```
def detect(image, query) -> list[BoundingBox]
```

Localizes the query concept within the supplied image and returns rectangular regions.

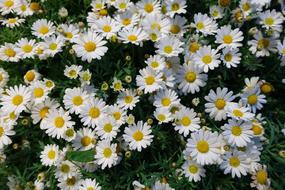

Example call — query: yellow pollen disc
[233,109,243,117]
[9,112,17,120]
[103,148,112,158]
[151,23,161,31]
[171,3,179,11]
[33,88,44,98]
[22,44,33,53]
[157,114,166,121]
[54,117,65,128]
[170,25,181,34]
[145,76,155,85]
[0,127,4,137]
[61,164,70,173]
[144,3,154,13]
[150,61,159,68]
[0,74,3,82]
[30,2,40,11]
[231,126,242,136]
[229,156,240,167]
[113,112,121,120]
[256,170,268,185]
[8,18,17,24]
[219,0,231,7]
[264,17,274,26]
[122,18,131,26]
[66,176,76,186]
[84,42,96,52]
[102,25,111,32]
[196,140,209,153]
[39,26,49,35]
[161,98,171,106]
[65,32,73,39]
[25,71,35,81]
[196,22,204,30]
[242,3,250,11]
[81,136,91,146]
[164,46,173,54]
[20,5,26,11]
[12,95,23,106]
[188,165,198,174]
[128,35,137,42]
[49,43,57,50]
[252,124,263,135]
[89,107,100,118]
[87,187,94,190]
[124,96,133,104]
[65,128,74,137]
[103,123,113,133]
[223,35,233,44]
[224,53,233,62]
[185,71,196,83]
[260,83,272,94]
[72,96,83,106]
[215,99,226,110]
[68,70,77,77]
[47,150,56,159]
[247,94,258,105]
[99,9,108,16]
[257,39,270,49]
[133,130,144,141]
[202,55,212,64]
[5,48,16,57]
[4,0,14,8]
[39,107,49,119]
[119,3,126,9]
[181,116,191,126]
[189,42,200,53]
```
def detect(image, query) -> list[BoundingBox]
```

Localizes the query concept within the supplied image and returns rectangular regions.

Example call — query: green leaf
[66,150,95,163]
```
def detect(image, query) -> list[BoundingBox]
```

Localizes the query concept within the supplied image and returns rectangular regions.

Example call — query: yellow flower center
[72,96,83,106]
[164,46,173,54]
[102,25,112,32]
[229,156,240,167]
[157,114,166,121]
[30,2,40,11]
[68,70,77,77]
[223,35,233,44]
[189,42,200,53]
[84,42,96,52]
[171,3,180,11]
[119,3,127,9]
[20,5,26,11]
[247,94,257,105]
[128,35,138,42]
[45,80,54,88]
[61,164,70,173]
[0,74,3,82]
[264,17,274,26]
[170,25,181,34]
[8,18,17,24]
[150,61,159,68]
[114,82,122,90]
[151,23,161,31]
[185,71,196,83]
[39,26,49,35]
[188,165,198,174]
[133,130,144,141]
[0,127,4,137]
[252,124,263,135]
[33,88,44,98]
[25,71,35,82]
[81,136,91,146]
[103,148,112,158]
[22,44,33,53]
[257,39,270,49]
[215,99,226,110]
[161,97,171,106]
[66,176,76,186]
[124,96,133,104]
[9,112,17,120]
[113,112,121,120]
[87,187,94,190]
[181,116,191,126]
[196,22,204,30]
[5,48,16,57]
[231,126,242,136]
[4,0,14,7]
[233,109,243,117]
[47,150,56,159]
[65,128,75,137]
[242,3,250,11]
[219,0,231,7]
[103,123,113,133]
[256,170,268,185]
[202,55,212,64]
[196,140,209,153]
[39,107,49,119]
[260,83,272,94]
[89,107,100,118]
[122,18,131,26]
[144,3,154,13]
[145,76,155,85]
[99,9,108,16]
[224,53,233,62]
[49,43,57,50]
[12,95,23,106]
[54,117,65,128]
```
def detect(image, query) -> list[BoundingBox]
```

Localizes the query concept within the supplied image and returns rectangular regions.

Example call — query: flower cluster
[0,0,285,189]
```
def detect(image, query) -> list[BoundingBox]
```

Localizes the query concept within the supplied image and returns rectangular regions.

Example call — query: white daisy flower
[0,0,16,15]
[40,144,60,166]
[1,17,25,28]
[123,120,154,152]
[176,63,208,95]
[92,16,121,39]
[114,0,132,12]
[64,65,83,79]
[15,38,37,59]
[221,47,241,68]
[259,9,284,33]
[165,0,187,18]
[155,36,183,57]
[14,1,33,17]
[182,160,206,182]
[186,130,222,165]
[242,76,260,92]
[169,15,188,36]
[108,104,127,126]
[72,31,108,63]
[29,81,49,105]
[31,19,56,39]
[248,32,277,57]
[0,43,20,62]
[215,25,244,50]
[55,160,79,180]
[145,54,166,72]
[136,67,164,93]
[141,13,171,36]
[194,45,221,73]
[79,69,92,85]
[154,89,180,109]
[0,68,9,88]
[57,175,82,190]
[96,116,120,140]
[241,88,267,113]
[191,13,218,36]
[59,24,80,42]
[152,181,174,190]
[114,10,140,28]
[136,0,161,16]
[24,69,41,84]
[210,5,224,19]
[0,119,15,149]
[250,165,271,190]
[72,127,96,150]
[154,107,173,124]
[79,178,102,190]
[227,103,255,121]
[41,35,65,57]
[205,87,235,121]
[117,89,139,110]
[118,26,148,45]
[94,140,118,169]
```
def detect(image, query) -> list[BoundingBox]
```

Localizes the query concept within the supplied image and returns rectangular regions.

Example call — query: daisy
[0,119,15,149]
[0,84,31,114]
[43,78,55,90]
[31,19,56,39]
[0,43,20,62]
[169,15,188,36]
[117,89,139,110]
[259,9,284,33]
[79,70,92,85]
[92,16,121,39]
[63,87,90,115]
[136,67,163,93]
[141,13,171,36]
[155,36,183,57]
[0,0,16,15]
[15,38,37,59]
[220,151,250,178]
[72,31,108,63]
[221,47,241,68]
[145,54,166,72]
[239,0,256,18]
[94,140,118,169]
[194,45,221,73]
[182,160,206,182]
[227,103,255,121]
[79,178,102,190]
[152,181,174,190]
[1,17,25,28]
[176,63,208,95]
[41,35,65,57]
[111,78,124,92]
[114,10,140,28]
[40,144,60,166]
[41,107,75,139]
[0,68,9,88]
[24,70,40,85]
[72,127,96,150]
[210,5,224,19]
[186,130,222,165]
[205,87,235,121]
[14,1,33,17]
[59,24,80,42]
[165,0,187,18]
[123,121,154,152]
[118,27,148,45]
[241,88,267,113]
[108,104,127,126]
[153,89,180,109]
[215,25,244,50]
[57,175,82,190]
[96,116,120,140]
[242,76,260,92]
[136,0,161,16]
[191,13,218,36]
[79,97,108,128]
[173,107,200,137]
[222,119,253,147]
[114,0,132,12]
[250,165,271,190]
[55,160,79,180]
[64,65,83,79]
[248,32,277,57]
[29,81,49,104]
[153,107,172,124]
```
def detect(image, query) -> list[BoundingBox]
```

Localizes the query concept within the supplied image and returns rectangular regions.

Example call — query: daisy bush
[0,0,285,189]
